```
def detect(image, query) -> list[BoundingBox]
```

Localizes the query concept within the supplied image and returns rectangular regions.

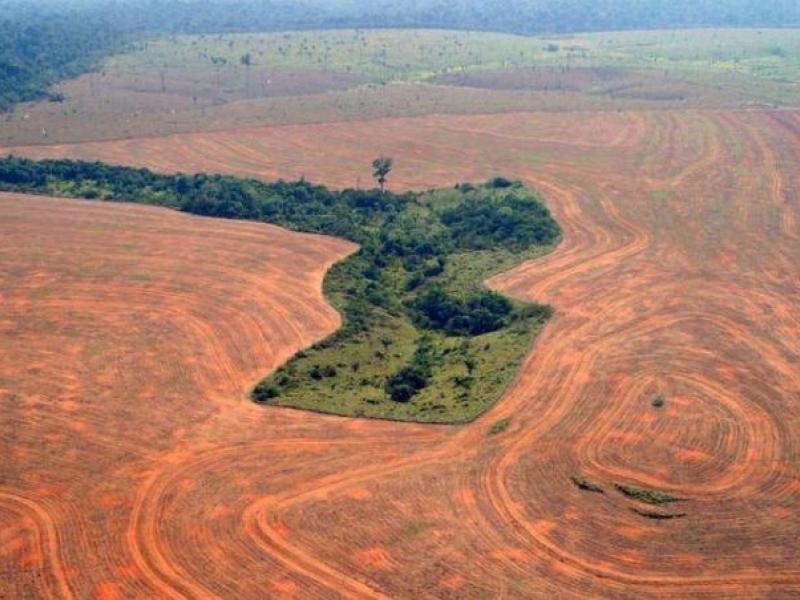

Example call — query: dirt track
[2,109,800,598]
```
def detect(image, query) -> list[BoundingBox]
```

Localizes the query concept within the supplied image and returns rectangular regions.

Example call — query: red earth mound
[2,109,800,597]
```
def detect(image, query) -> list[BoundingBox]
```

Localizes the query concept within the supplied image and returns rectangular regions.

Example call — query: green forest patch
[0,158,560,423]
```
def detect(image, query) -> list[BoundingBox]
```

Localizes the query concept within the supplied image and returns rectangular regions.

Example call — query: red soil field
[2,109,800,598]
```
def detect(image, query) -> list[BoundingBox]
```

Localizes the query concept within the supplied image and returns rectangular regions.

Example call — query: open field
[1,28,799,146]
[123,28,800,80]
[2,106,800,597]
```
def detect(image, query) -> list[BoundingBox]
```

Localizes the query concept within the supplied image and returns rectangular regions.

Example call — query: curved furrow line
[3,109,800,597]
[126,438,413,599]
[0,491,74,600]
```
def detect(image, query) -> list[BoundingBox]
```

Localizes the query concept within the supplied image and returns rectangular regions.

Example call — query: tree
[240,53,252,90]
[372,156,393,193]
[385,366,428,402]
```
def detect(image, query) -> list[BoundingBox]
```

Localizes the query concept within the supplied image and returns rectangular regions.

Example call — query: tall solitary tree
[240,52,252,91]
[372,156,393,193]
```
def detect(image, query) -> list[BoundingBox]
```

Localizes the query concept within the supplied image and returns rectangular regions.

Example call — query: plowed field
[2,108,799,597]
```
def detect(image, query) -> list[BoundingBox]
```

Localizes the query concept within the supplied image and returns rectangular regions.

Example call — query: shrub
[517,303,553,322]
[487,176,515,188]
[310,365,337,380]
[453,375,474,389]
[489,417,511,435]
[252,382,279,403]
[385,366,429,402]
[571,476,604,493]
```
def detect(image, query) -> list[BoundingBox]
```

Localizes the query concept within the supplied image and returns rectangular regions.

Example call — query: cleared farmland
[2,28,799,146]
[2,107,799,597]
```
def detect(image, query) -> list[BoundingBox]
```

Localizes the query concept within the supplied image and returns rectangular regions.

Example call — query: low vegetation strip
[615,483,683,505]
[0,156,560,422]
[631,508,687,520]
[571,476,605,493]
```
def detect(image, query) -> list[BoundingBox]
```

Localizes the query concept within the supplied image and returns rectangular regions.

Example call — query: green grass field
[116,28,800,87]
[4,27,798,146]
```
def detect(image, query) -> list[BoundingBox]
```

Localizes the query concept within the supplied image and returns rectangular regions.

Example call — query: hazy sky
[2,0,798,33]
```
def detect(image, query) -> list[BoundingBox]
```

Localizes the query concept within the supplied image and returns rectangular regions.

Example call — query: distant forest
[0,8,121,111]
[2,0,799,111]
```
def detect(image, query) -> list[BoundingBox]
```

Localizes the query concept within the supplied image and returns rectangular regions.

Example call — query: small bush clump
[252,382,280,403]
[571,476,604,493]
[489,417,511,435]
[616,483,682,505]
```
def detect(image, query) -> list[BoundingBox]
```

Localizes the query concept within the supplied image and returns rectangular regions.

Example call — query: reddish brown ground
[2,109,800,598]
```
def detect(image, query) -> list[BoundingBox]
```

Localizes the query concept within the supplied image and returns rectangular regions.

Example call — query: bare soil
[2,108,799,597]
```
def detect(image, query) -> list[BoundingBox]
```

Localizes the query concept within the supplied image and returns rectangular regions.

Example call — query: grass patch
[115,28,800,94]
[489,417,511,435]
[616,483,682,505]
[403,521,434,538]
[571,476,604,494]
[650,190,671,204]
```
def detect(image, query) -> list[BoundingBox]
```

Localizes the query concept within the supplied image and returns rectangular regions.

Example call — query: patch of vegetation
[571,476,605,493]
[651,393,666,408]
[403,520,434,538]
[650,190,671,203]
[616,483,682,505]
[489,417,511,435]
[0,156,560,423]
[116,28,800,99]
[631,508,687,520]
[385,336,435,403]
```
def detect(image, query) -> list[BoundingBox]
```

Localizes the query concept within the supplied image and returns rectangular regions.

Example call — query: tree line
[0,7,123,111]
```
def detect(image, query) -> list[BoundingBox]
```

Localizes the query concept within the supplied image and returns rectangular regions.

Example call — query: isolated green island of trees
[0,156,560,422]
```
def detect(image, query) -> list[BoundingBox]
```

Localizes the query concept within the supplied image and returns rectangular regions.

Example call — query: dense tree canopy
[0,8,122,111]
[15,0,797,36]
